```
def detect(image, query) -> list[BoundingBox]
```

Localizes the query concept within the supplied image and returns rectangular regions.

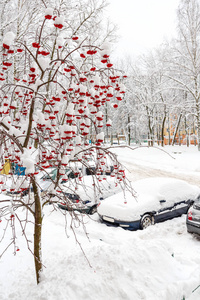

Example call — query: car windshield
[42,168,71,181]
[41,169,57,180]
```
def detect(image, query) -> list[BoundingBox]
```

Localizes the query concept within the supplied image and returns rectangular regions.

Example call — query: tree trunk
[110,130,113,145]
[147,121,153,146]
[168,114,171,145]
[172,113,182,146]
[198,123,200,151]
[193,121,197,146]
[127,115,131,145]
[161,116,166,147]
[117,134,120,145]
[155,113,160,145]
[179,129,181,146]
[161,105,167,147]
[197,103,200,151]
[146,107,154,147]
[184,117,189,147]
[31,177,43,284]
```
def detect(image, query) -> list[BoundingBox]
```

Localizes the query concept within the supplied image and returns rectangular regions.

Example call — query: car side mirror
[160,199,166,204]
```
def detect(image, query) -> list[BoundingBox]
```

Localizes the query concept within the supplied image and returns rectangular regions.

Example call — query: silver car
[186,196,200,235]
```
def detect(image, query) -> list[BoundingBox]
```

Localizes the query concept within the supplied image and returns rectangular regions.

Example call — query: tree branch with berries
[0,3,129,284]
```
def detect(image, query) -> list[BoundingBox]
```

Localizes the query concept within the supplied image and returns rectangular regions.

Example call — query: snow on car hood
[97,177,200,221]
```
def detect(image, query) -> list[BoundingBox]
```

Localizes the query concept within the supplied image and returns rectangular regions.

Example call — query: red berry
[107,63,113,68]
[3,43,9,50]
[45,15,52,19]
[32,42,40,48]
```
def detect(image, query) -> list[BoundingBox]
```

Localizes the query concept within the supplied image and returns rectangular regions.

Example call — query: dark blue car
[97,177,200,230]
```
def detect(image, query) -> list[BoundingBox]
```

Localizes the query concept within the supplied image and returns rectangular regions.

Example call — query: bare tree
[166,0,200,149]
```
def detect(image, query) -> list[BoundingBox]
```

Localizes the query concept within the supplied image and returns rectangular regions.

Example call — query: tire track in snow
[120,161,200,187]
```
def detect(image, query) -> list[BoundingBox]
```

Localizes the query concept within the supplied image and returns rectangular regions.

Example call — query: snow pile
[1,208,200,300]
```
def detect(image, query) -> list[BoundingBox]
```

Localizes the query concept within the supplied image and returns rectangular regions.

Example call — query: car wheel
[89,205,97,215]
[140,214,154,229]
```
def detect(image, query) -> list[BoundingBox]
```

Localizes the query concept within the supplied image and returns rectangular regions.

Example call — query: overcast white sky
[106,0,180,58]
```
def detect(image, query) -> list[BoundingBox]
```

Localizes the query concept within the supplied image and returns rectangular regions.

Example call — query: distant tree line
[108,0,200,150]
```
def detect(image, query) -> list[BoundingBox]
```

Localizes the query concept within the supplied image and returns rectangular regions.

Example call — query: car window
[43,168,73,181]
[52,169,58,180]
[42,169,57,180]
[67,171,76,179]
[194,195,200,207]
[196,195,200,202]
[86,167,96,175]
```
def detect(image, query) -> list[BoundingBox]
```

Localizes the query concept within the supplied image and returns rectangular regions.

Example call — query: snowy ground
[1,145,200,300]
[113,144,200,184]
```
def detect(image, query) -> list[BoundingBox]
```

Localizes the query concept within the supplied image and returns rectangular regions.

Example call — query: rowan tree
[0,3,128,284]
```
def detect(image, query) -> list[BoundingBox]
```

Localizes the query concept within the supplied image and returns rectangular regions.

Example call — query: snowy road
[114,145,200,186]
[123,161,200,186]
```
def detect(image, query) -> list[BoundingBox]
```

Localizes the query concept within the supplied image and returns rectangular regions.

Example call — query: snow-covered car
[39,167,80,192]
[186,197,200,235]
[39,158,113,195]
[97,177,200,230]
[57,175,122,214]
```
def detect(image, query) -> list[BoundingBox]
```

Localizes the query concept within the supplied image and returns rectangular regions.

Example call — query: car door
[155,200,176,223]
[172,200,192,216]
[155,199,191,223]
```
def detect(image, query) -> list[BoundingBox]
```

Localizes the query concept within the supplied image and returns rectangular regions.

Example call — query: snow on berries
[45,7,53,19]
[2,31,15,49]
